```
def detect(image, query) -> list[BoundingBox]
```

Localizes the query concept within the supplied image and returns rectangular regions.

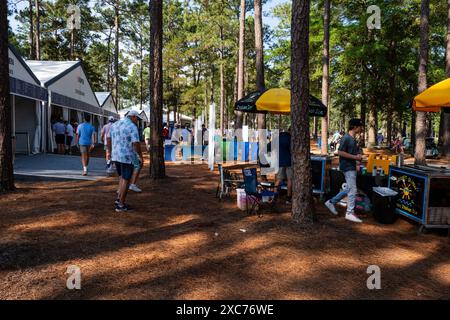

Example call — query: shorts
[55,134,65,144]
[66,136,73,146]
[79,145,91,154]
[115,162,134,180]
[277,166,293,181]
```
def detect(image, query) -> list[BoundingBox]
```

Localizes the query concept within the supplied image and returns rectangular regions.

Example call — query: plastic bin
[236,188,247,211]
[164,145,176,161]
[372,187,398,224]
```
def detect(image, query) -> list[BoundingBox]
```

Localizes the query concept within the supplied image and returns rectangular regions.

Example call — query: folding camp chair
[242,168,277,217]
[216,164,244,200]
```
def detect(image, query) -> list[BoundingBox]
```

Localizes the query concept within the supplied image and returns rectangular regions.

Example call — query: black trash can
[372,187,398,224]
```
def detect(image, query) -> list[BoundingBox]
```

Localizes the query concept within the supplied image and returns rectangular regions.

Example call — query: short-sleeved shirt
[181,129,191,143]
[101,122,113,142]
[338,133,359,172]
[66,124,74,137]
[76,122,95,146]
[108,118,140,164]
[278,132,291,167]
[143,127,151,140]
[53,122,66,135]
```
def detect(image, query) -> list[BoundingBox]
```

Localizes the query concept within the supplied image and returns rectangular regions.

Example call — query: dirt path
[0,160,449,299]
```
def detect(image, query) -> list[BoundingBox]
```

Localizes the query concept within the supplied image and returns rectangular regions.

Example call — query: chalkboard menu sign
[311,159,323,192]
[389,168,427,221]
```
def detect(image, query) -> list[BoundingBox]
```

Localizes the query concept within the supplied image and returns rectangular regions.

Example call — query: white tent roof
[25,59,102,115]
[26,60,79,85]
[95,92,111,107]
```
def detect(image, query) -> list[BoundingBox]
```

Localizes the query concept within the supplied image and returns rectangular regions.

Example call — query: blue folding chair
[242,168,277,216]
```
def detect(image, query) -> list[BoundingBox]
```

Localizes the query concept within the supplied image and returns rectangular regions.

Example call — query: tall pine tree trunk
[440,0,450,157]
[35,0,40,59]
[368,102,377,147]
[0,0,14,191]
[321,0,330,155]
[149,0,165,179]
[291,0,313,223]
[220,26,225,136]
[360,72,367,147]
[29,0,34,59]
[140,39,143,109]
[106,28,112,92]
[113,1,120,108]
[254,0,265,130]
[234,0,245,130]
[415,0,429,165]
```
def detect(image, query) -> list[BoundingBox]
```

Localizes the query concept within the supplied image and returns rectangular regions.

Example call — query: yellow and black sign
[389,170,426,220]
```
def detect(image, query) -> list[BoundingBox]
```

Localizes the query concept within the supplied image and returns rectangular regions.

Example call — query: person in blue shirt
[275,128,292,204]
[52,118,66,154]
[76,114,97,176]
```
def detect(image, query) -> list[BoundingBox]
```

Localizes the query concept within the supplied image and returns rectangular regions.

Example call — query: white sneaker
[129,184,142,193]
[325,200,338,215]
[345,213,363,223]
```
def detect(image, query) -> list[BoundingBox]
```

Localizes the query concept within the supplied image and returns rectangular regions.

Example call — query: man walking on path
[52,118,66,154]
[107,110,143,212]
[76,114,96,176]
[101,116,115,173]
[325,118,365,223]
[143,124,151,153]
[64,121,74,155]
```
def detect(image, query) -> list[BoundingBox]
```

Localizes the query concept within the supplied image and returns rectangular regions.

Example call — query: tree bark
[368,103,377,147]
[320,0,330,155]
[220,26,225,136]
[113,1,120,108]
[254,0,266,130]
[234,0,245,130]
[0,0,15,191]
[106,28,112,92]
[386,75,395,146]
[70,28,75,60]
[440,0,450,157]
[291,0,314,223]
[360,73,367,147]
[149,0,165,179]
[415,0,429,165]
[35,0,40,60]
[140,39,143,109]
[29,0,35,59]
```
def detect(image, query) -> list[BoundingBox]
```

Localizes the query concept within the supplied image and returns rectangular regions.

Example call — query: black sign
[389,168,427,221]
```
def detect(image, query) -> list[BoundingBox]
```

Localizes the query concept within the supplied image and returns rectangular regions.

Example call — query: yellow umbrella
[255,88,291,114]
[413,78,450,112]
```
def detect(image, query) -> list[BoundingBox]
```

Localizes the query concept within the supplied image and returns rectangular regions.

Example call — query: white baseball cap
[127,110,143,120]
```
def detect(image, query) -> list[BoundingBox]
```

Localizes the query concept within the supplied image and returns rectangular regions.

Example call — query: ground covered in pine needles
[0,158,449,299]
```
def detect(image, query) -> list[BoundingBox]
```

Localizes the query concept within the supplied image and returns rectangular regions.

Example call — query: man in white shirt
[101,116,116,173]
[65,121,74,155]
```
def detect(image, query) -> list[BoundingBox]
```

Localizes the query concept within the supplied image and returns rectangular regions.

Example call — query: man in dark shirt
[275,128,292,204]
[325,119,364,223]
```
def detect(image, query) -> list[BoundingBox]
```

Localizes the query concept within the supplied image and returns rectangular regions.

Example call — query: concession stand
[235,88,329,196]
[388,165,450,231]
[385,78,450,231]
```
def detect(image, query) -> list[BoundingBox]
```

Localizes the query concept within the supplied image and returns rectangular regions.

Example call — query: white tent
[96,92,119,144]
[8,45,48,155]
[26,60,103,152]
[95,91,119,119]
